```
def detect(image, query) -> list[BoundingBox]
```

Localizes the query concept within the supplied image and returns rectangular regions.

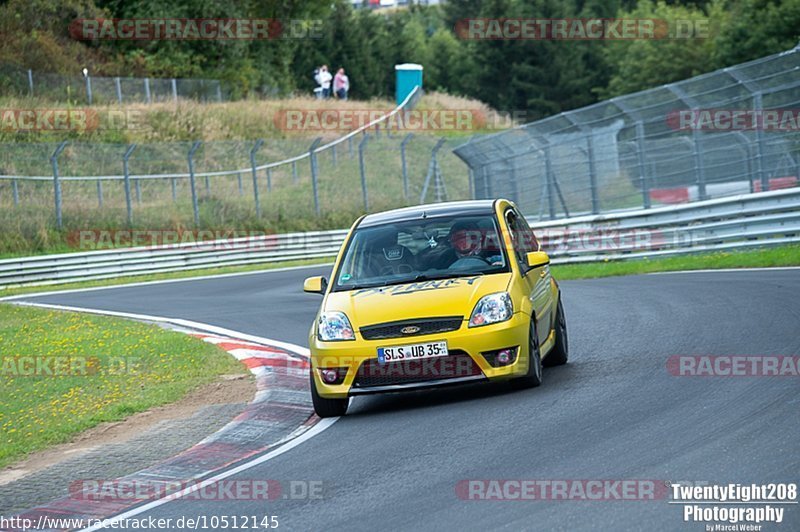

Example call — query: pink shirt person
[333,68,349,100]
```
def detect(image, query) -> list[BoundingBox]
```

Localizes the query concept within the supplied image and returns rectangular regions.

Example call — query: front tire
[310,371,348,418]
[543,297,568,367]
[511,318,543,389]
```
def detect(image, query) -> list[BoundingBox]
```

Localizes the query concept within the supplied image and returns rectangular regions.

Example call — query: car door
[505,209,554,346]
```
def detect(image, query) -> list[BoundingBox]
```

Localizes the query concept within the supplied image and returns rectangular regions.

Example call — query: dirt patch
[0,373,255,485]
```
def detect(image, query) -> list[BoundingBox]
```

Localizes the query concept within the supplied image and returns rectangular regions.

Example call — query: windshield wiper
[338,282,384,291]
[342,272,488,291]
[382,271,486,286]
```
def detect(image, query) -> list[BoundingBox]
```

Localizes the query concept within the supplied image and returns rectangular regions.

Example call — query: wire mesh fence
[0,64,226,104]
[0,131,470,249]
[453,46,800,220]
[1,88,461,242]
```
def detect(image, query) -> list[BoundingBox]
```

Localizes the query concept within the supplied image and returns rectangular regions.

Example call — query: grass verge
[551,245,800,280]
[0,303,247,469]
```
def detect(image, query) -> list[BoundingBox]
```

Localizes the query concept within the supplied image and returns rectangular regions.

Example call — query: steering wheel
[449,255,490,271]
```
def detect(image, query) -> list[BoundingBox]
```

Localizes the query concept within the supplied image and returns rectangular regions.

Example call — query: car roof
[358,200,499,228]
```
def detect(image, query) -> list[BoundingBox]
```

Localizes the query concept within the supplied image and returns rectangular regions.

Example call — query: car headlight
[317,312,355,341]
[469,292,514,327]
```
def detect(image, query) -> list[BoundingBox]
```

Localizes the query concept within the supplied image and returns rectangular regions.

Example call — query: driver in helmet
[448,220,504,268]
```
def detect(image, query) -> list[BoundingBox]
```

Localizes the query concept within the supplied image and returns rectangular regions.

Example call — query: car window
[515,210,540,251]
[332,214,510,291]
[506,210,538,268]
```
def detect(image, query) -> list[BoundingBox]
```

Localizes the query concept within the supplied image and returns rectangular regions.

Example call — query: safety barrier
[1,187,797,289]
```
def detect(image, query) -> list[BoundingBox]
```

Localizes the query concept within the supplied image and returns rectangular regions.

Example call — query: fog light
[482,347,518,367]
[496,349,513,365]
[319,367,347,385]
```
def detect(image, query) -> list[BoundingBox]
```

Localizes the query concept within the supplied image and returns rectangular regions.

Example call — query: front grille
[359,317,463,340]
[352,350,482,388]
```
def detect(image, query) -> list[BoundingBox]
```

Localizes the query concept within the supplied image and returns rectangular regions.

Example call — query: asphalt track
[16,267,800,530]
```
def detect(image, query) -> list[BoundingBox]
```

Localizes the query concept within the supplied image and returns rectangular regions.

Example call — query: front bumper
[310,311,531,399]
[348,375,488,396]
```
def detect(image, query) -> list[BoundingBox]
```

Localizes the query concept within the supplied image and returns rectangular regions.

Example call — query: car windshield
[333,214,509,291]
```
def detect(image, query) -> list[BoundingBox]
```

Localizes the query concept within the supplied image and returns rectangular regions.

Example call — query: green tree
[599,0,718,98]
[711,0,800,68]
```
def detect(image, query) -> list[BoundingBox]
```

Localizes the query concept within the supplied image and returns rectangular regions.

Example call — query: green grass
[551,244,800,280]
[0,303,247,468]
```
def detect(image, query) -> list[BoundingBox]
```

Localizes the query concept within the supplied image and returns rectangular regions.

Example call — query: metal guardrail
[0,230,348,288]
[0,187,797,289]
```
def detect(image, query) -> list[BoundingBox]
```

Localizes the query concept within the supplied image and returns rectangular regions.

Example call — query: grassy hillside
[0,92,507,143]
[0,93,507,256]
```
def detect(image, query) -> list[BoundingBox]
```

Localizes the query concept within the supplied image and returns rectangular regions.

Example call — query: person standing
[334,68,349,100]
[313,66,324,99]
[318,65,333,99]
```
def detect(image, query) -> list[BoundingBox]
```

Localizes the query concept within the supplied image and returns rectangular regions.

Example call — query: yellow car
[303,199,568,417]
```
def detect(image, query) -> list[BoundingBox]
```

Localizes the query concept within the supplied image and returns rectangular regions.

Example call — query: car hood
[324,273,512,328]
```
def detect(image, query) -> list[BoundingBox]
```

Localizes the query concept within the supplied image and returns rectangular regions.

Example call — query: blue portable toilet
[395,63,423,105]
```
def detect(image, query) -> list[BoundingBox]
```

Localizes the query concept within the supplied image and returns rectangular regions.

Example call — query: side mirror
[526,251,550,269]
[303,276,328,294]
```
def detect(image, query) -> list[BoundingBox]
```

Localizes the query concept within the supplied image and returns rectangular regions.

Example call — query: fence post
[586,134,600,214]
[266,168,272,192]
[400,133,413,201]
[543,145,556,219]
[309,138,322,216]
[171,79,178,102]
[691,127,708,201]
[250,139,264,218]
[96,179,103,207]
[135,179,141,204]
[12,179,19,206]
[385,114,395,138]
[420,137,447,204]
[171,178,176,201]
[85,75,93,105]
[187,141,202,226]
[468,168,475,200]
[114,77,122,103]
[216,83,222,102]
[753,92,769,191]
[27,69,33,96]
[50,141,68,230]
[122,144,137,226]
[204,175,210,196]
[348,136,354,158]
[634,121,651,209]
[292,160,298,183]
[358,135,370,212]
[144,78,151,103]
[237,172,243,195]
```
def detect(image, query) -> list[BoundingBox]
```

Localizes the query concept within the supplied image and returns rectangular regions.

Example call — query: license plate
[377,341,448,364]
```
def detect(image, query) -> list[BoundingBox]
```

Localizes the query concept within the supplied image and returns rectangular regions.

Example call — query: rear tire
[310,371,348,418]
[543,297,568,367]
[511,318,543,389]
